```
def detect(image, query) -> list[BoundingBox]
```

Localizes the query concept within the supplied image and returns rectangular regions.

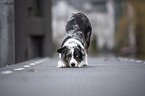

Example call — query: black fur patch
[74,45,85,62]
[60,46,71,66]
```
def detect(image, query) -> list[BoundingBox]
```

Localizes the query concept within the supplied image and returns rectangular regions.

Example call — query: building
[0,0,52,67]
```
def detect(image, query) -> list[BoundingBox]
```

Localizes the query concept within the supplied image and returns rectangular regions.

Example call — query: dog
[57,12,92,67]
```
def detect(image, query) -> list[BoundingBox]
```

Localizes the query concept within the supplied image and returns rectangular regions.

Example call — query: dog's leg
[57,54,66,68]
[78,62,84,67]
[57,60,66,68]
[83,52,88,66]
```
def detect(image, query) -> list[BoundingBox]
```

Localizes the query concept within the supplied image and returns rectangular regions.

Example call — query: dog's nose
[71,63,75,67]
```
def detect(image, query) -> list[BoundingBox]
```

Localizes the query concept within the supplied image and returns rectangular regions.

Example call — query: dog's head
[57,45,85,67]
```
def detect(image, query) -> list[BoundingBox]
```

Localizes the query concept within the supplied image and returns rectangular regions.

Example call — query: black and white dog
[57,12,92,67]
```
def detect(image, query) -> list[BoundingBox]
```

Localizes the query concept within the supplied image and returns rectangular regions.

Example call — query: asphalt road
[0,56,145,96]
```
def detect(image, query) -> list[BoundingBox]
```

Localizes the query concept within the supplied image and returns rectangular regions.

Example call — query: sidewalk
[0,56,145,96]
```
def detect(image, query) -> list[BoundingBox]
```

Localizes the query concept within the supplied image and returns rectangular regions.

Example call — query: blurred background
[52,0,144,57]
[0,0,145,67]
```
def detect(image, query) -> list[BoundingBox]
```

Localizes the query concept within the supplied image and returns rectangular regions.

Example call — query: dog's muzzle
[71,63,76,67]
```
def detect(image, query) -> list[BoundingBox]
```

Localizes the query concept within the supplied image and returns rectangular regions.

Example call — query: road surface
[0,56,145,96]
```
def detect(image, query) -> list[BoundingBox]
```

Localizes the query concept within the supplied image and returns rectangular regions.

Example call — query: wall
[0,0,15,67]
[15,0,53,63]
[0,0,52,67]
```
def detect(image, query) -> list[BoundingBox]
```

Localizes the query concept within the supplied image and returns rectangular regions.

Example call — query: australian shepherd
[57,12,92,67]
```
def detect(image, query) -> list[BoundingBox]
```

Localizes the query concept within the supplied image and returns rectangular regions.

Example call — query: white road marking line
[124,58,129,61]
[12,58,49,72]
[130,59,135,62]
[30,63,36,65]
[136,60,142,63]
[14,68,25,71]
[35,61,40,64]
[1,70,13,74]
[24,65,30,67]
[1,58,49,75]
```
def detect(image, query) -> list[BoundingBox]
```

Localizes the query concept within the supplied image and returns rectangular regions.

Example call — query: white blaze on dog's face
[57,41,85,67]
[69,48,76,67]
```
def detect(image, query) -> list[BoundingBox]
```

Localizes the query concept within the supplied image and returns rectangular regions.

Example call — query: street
[0,56,145,96]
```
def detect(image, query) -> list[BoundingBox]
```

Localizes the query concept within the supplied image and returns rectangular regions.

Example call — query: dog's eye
[75,55,79,58]
[67,54,72,58]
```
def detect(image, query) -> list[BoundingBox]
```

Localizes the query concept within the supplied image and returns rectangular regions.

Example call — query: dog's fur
[57,12,92,67]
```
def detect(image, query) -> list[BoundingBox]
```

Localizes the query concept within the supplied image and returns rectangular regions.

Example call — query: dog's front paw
[83,63,88,66]
[57,60,66,68]
[78,62,84,67]
[78,62,88,67]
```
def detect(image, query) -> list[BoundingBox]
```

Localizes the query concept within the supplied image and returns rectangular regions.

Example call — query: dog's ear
[57,46,66,53]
